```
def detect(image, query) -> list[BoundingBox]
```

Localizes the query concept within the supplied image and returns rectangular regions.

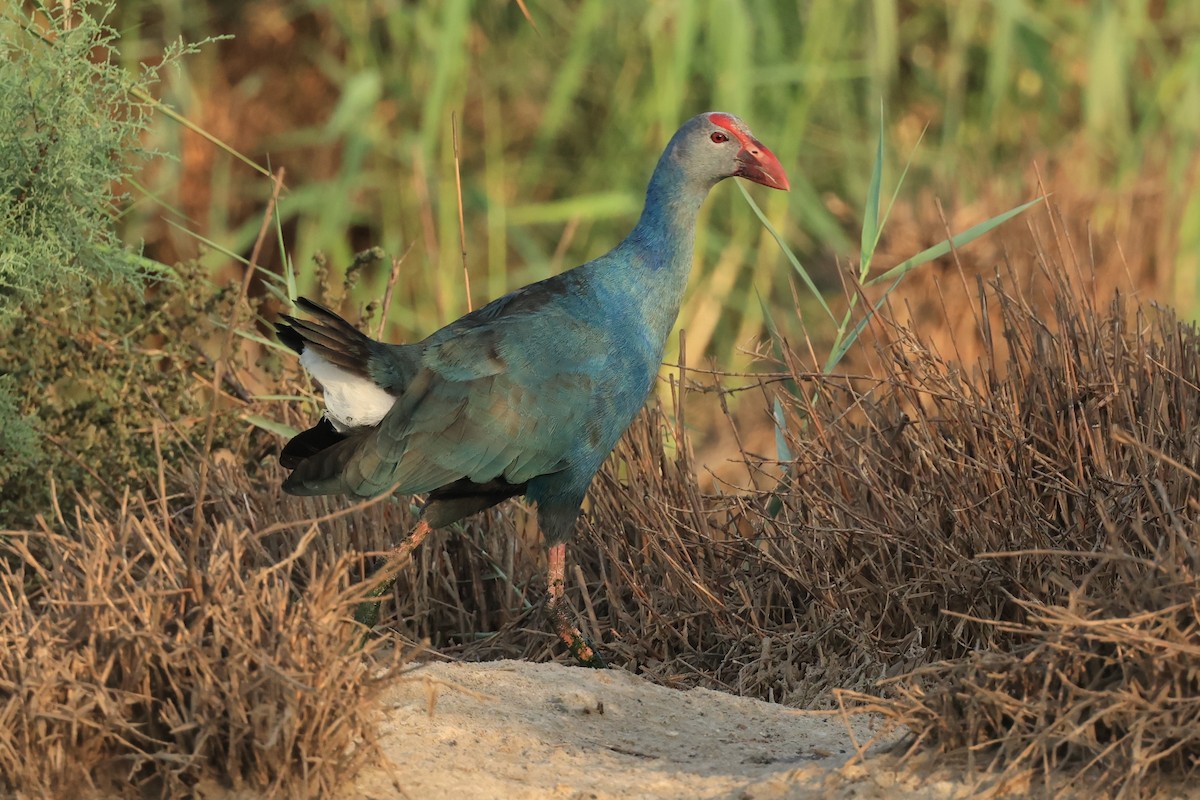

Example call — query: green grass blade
[243,414,298,440]
[866,197,1045,287]
[772,397,793,463]
[879,122,929,242]
[275,194,297,302]
[130,84,271,180]
[507,192,640,226]
[231,327,290,352]
[117,248,177,279]
[757,291,796,470]
[860,102,884,274]
[756,287,783,349]
[738,181,835,324]
[165,218,249,266]
[827,277,900,370]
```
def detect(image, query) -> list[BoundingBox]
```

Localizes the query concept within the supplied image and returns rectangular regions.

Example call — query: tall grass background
[118,0,1200,374]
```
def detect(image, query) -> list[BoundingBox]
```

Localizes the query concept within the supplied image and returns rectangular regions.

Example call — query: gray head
[662,112,790,192]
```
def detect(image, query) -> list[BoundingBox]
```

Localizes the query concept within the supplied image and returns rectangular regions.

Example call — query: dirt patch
[335,660,960,800]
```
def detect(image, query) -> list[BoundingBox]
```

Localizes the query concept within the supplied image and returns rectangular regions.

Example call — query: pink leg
[546,542,606,668]
[354,519,435,628]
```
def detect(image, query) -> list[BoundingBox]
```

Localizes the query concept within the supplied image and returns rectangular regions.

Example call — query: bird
[275,112,789,667]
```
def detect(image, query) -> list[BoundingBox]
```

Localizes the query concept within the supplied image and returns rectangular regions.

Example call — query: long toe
[548,599,607,669]
[354,596,384,629]
[351,520,434,637]
[567,632,607,669]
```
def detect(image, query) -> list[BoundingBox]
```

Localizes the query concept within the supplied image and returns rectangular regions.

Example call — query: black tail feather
[294,297,369,340]
[279,416,346,469]
[274,319,306,354]
[274,297,377,377]
[281,427,371,496]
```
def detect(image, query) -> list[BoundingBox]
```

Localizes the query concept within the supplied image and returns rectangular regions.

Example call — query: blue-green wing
[330,305,601,498]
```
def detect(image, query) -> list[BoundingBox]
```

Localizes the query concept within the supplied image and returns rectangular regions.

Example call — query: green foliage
[118,1,1200,369]
[0,1,180,314]
[0,264,250,525]
[0,1,203,493]
[0,375,41,486]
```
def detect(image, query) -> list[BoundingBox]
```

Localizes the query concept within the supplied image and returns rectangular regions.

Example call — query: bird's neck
[599,158,713,348]
[625,158,713,270]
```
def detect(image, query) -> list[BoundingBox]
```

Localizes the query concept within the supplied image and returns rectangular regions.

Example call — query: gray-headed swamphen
[276,112,789,667]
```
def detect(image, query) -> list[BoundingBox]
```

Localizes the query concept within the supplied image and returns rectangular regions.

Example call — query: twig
[191,167,286,596]
[452,113,472,311]
[513,0,541,35]
[376,243,415,340]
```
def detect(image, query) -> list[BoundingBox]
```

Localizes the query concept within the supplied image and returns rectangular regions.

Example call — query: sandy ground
[341,660,992,800]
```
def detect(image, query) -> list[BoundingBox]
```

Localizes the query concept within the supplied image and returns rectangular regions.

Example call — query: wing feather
[334,315,590,497]
[284,274,606,500]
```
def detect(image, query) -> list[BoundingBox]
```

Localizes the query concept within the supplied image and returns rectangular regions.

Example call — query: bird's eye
[710,132,728,144]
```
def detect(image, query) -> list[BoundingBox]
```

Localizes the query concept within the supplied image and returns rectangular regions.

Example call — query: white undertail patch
[299,348,396,431]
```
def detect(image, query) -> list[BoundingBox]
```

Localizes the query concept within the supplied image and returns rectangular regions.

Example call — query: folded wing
[281,281,599,500]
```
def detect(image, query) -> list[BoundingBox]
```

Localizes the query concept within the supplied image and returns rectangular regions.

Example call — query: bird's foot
[352,519,435,645]
[548,598,607,669]
[353,573,399,631]
[544,541,607,668]
[565,631,608,669]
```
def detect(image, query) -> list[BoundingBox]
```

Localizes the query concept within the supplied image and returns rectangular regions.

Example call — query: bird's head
[671,112,790,192]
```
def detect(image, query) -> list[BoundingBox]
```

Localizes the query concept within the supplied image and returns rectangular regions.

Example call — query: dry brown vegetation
[4,210,1200,797]
[0,465,405,797]
[788,234,1200,794]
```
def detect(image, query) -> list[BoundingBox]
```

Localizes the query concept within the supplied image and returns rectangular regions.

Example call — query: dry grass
[737,220,1199,793]
[4,212,1200,796]
[836,265,1200,793]
[0,460,405,798]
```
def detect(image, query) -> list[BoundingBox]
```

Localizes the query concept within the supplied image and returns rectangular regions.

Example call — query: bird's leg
[546,542,607,668]
[354,518,434,629]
